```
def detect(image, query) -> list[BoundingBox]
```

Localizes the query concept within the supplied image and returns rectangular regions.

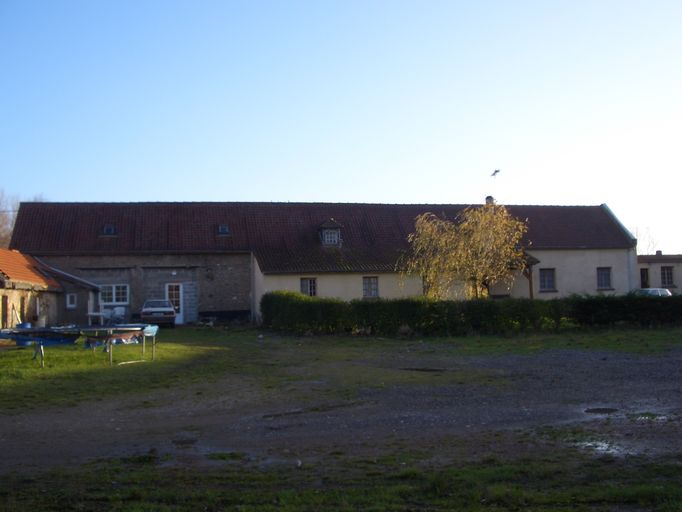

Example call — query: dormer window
[217,224,231,236]
[322,229,340,246]
[101,224,117,236]
[319,218,343,246]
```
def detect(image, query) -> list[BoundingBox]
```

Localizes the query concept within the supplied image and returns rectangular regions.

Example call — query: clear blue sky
[1,0,680,253]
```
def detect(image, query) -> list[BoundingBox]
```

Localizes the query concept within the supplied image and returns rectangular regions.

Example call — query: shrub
[565,295,682,328]
[260,291,351,334]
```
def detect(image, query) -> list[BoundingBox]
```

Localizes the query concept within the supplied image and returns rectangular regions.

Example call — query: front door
[166,283,183,325]
[640,268,650,289]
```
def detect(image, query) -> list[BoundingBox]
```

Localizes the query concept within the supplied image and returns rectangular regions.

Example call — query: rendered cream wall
[252,255,266,319]
[253,271,423,320]
[637,260,682,291]
[497,249,637,298]
[252,248,637,321]
[263,272,423,300]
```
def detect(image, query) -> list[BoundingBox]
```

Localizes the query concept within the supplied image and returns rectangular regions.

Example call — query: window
[363,276,379,298]
[100,284,130,305]
[539,268,556,292]
[322,229,340,246]
[217,224,231,235]
[597,267,612,290]
[66,293,77,310]
[101,224,117,236]
[300,278,317,296]
[661,266,674,287]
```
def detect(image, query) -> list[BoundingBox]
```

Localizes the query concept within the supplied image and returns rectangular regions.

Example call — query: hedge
[260,291,682,336]
[259,291,351,334]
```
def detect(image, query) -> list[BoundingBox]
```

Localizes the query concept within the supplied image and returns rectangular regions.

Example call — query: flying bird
[491,169,500,177]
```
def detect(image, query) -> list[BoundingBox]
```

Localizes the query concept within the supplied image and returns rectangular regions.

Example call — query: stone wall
[56,281,96,326]
[0,288,59,328]
[39,253,252,324]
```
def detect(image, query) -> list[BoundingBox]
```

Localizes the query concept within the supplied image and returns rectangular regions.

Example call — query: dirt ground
[2,345,682,474]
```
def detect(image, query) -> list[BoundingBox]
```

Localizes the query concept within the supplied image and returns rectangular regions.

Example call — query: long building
[10,201,637,324]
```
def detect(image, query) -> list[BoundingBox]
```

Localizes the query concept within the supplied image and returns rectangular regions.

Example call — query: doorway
[1,296,8,329]
[165,283,184,324]
[640,268,650,289]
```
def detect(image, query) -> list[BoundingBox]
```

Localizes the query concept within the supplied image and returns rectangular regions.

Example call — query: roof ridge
[19,201,606,208]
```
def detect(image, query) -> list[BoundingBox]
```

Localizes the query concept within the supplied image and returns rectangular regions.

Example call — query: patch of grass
[0,330,240,410]
[3,453,682,511]
[439,327,682,356]
[2,326,682,412]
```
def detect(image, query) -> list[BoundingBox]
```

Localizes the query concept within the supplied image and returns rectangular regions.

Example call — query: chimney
[656,250,663,256]
[485,195,495,205]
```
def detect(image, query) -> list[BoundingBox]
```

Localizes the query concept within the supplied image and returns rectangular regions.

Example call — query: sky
[1,0,680,253]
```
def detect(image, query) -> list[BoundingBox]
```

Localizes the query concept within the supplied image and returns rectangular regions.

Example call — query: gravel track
[2,347,681,473]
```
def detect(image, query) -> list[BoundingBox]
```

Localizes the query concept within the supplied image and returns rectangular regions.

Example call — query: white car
[140,299,177,327]
[632,288,672,297]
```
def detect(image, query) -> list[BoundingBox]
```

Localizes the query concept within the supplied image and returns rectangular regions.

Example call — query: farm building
[0,248,99,328]
[10,201,638,324]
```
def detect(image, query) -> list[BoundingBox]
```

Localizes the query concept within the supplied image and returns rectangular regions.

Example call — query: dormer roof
[319,218,344,229]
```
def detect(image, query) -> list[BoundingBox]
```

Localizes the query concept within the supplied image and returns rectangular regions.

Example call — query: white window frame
[100,284,130,306]
[362,276,379,298]
[66,293,78,310]
[322,229,340,246]
[300,278,317,296]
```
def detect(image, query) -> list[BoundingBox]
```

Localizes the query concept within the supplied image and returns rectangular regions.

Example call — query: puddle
[584,407,619,415]
[399,367,446,373]
[576,440,628,456]
[630,412,668,422]
[263,401,363,419]
[263,409,304,419]
[171,437,198,448]
[159,441,261,469]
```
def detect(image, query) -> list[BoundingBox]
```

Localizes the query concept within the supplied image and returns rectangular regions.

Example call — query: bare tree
[631,227,659,255]
[0,190,19,248]
[405,203,528,299]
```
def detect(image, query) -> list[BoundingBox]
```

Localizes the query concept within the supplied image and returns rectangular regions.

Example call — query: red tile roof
[0,248,61,289]
[10,202,636,273]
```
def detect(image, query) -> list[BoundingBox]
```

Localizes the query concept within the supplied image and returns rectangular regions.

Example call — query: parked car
[140,299,177,327]
[631,288,673,297]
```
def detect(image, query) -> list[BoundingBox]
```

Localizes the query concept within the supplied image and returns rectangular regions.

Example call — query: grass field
[3,451,682,511]
[2,326,680,411]
[2,326,682,510]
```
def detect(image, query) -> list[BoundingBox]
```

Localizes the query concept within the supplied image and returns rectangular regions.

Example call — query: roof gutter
[34,258,101,290]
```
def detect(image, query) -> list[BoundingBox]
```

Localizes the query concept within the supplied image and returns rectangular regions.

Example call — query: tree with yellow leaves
[405,202,528,299]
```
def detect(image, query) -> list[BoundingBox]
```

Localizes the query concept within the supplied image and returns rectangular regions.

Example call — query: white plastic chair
[111,306,126,324]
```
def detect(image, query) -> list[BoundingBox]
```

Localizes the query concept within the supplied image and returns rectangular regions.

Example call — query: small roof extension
[0,248,61,291]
